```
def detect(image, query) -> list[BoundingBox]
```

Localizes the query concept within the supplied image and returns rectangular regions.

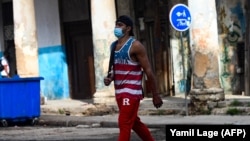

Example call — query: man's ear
[126,26,132,34]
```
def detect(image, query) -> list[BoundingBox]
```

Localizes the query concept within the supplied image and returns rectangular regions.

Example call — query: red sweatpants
[116,97,155,141]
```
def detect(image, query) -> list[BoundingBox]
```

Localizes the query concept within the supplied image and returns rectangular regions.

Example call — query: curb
[37,114,166,128]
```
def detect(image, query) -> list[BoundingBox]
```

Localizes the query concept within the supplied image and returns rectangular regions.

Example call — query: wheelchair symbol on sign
[176,10,191,27]
[177,19,191,26]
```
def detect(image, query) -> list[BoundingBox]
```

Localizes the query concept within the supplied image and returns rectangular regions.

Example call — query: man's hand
[103,77,113,86]
[152,95,163,109]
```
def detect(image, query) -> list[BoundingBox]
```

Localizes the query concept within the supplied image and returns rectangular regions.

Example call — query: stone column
[13,0,39,77]
[91,0,117,104]
[188,0,224,114]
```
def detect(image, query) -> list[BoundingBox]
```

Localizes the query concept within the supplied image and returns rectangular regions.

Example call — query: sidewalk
[41,95,189,116]
[38,94,250,127]
[38,114,250,128]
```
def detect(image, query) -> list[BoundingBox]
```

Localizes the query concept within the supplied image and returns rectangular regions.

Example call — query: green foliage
[229,99,243,107]
[247,102,250,107]
[199,109,211,115]
[226,108,242,115]
[156,110,166,115]
[58,109,65,114]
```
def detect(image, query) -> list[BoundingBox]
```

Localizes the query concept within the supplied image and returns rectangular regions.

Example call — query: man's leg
[132,116,155,141]
[116,97,140,141]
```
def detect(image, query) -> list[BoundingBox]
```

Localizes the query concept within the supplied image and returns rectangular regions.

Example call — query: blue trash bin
[0,77,44,126]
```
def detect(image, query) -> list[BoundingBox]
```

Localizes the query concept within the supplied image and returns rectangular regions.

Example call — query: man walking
[104,15,163,141]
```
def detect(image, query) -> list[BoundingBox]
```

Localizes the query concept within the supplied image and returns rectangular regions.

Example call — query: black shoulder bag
[107,41,117,78]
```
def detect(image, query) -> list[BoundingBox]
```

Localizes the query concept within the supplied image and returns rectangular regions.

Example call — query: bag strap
[107,41,118,77]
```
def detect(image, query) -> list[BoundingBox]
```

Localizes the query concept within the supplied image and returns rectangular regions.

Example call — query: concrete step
[211,99,250,115]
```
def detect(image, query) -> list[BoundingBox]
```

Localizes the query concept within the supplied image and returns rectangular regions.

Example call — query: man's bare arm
[131,40,163,108]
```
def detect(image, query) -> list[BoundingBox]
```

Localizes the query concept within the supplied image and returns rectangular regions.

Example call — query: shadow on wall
[5,40,17,77]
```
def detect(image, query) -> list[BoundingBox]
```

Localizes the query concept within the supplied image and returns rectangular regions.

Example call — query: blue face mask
[114,28,124,38]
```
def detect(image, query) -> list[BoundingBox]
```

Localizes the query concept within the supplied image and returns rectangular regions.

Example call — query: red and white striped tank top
[112,37,143,100]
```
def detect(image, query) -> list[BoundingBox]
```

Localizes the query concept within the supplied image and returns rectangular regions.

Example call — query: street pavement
[1,94,250,141]
[39,94,250,128]
[39,114,250,128]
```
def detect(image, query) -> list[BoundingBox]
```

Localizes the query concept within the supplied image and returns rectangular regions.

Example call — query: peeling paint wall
[34,0,69,99]
[13,0,39,77]
[170,32,190,93]
[3,0,246,100]
[216,0,246,94]
[91,0,117,103]
[169,0,246,94]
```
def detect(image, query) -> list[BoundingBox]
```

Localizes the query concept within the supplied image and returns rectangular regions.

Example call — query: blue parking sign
[169,4,192,31]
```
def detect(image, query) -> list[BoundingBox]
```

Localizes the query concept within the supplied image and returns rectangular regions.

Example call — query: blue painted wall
[38,45,69,100]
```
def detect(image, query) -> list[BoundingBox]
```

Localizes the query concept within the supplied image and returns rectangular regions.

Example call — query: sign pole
[169,3,192,116]
[180,31,188,116]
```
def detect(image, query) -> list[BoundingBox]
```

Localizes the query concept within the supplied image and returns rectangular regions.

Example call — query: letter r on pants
[123,98,130,105]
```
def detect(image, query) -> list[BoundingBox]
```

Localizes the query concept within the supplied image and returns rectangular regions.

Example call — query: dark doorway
[134,0,173,96]
[60,0,95,99]
[64,21,95,99]
[2,1,17,77]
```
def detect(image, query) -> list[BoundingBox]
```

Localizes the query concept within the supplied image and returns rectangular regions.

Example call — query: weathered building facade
[0,0,249,104]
